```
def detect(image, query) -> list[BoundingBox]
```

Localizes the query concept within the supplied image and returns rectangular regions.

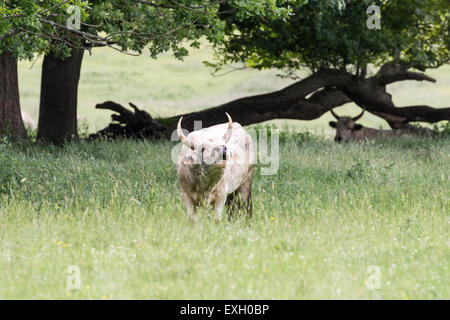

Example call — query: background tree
[163,0,450,131]
[0,0,88,138]
[36,0,224,143]
[0,48,25,137]
[2,0,291,143]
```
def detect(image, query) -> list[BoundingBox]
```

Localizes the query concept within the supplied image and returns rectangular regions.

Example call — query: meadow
[0,136,448,299]
[0,46,448,299]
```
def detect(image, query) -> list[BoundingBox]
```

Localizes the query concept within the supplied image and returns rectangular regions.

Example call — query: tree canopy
[160,0,450,133]
[211,0,450,74]
[0,0,291,141]
[1,0,292,59]
[1,0,89,59]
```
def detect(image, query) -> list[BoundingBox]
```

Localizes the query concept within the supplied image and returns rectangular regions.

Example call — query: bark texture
[37,48,84,143]
[0,52,26,138]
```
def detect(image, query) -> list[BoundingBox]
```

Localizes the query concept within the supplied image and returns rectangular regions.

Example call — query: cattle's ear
[353,124,363,131]
[329,121,337,128]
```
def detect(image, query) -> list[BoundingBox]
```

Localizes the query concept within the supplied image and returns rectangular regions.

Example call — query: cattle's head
[177,113,233,169]
[329,109,365,142]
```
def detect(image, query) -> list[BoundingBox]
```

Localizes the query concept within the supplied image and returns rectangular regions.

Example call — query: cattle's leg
[227,174,253,218]
[226,191,239,218]
[181,191,197,222]
[213,193,227,222]
[238,175,253,217]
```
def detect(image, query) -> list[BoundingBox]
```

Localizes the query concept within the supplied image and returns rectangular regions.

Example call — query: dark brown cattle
[329,109,436,142]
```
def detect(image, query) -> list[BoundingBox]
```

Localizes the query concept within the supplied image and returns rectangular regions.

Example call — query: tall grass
[0,135,448,299]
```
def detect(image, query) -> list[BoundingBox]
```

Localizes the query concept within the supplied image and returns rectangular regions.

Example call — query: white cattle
[177,113,256,221]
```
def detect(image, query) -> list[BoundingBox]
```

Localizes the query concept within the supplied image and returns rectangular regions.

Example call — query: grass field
[0,135,449,299]
[2,46,449,299]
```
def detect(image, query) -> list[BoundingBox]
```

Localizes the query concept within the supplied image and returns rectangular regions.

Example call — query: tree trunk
[167,66,449,131]
[167,69,355,131]
[0,51,26,138]
[37,48,84,143]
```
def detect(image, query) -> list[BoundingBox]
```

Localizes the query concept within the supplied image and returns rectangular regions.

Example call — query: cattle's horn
[330,109,340,120]
[177,116,196,150]
[352,109,365,121]
[223,112,233,143]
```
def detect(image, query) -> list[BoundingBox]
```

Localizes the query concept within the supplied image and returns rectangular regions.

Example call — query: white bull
[176,113,256,221]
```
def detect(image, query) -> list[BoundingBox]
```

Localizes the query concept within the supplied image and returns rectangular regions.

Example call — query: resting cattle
[328,109,435,142]
[176,113,256,221]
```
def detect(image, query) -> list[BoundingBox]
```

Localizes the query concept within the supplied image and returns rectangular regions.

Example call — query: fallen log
[90,62,448,139]
[89,101,169,140]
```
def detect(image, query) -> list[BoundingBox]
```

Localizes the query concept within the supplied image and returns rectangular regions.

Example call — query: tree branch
[163,69,355,130]
[341,80,450,123]
[374,61,436,85]
[94,61,448,138]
